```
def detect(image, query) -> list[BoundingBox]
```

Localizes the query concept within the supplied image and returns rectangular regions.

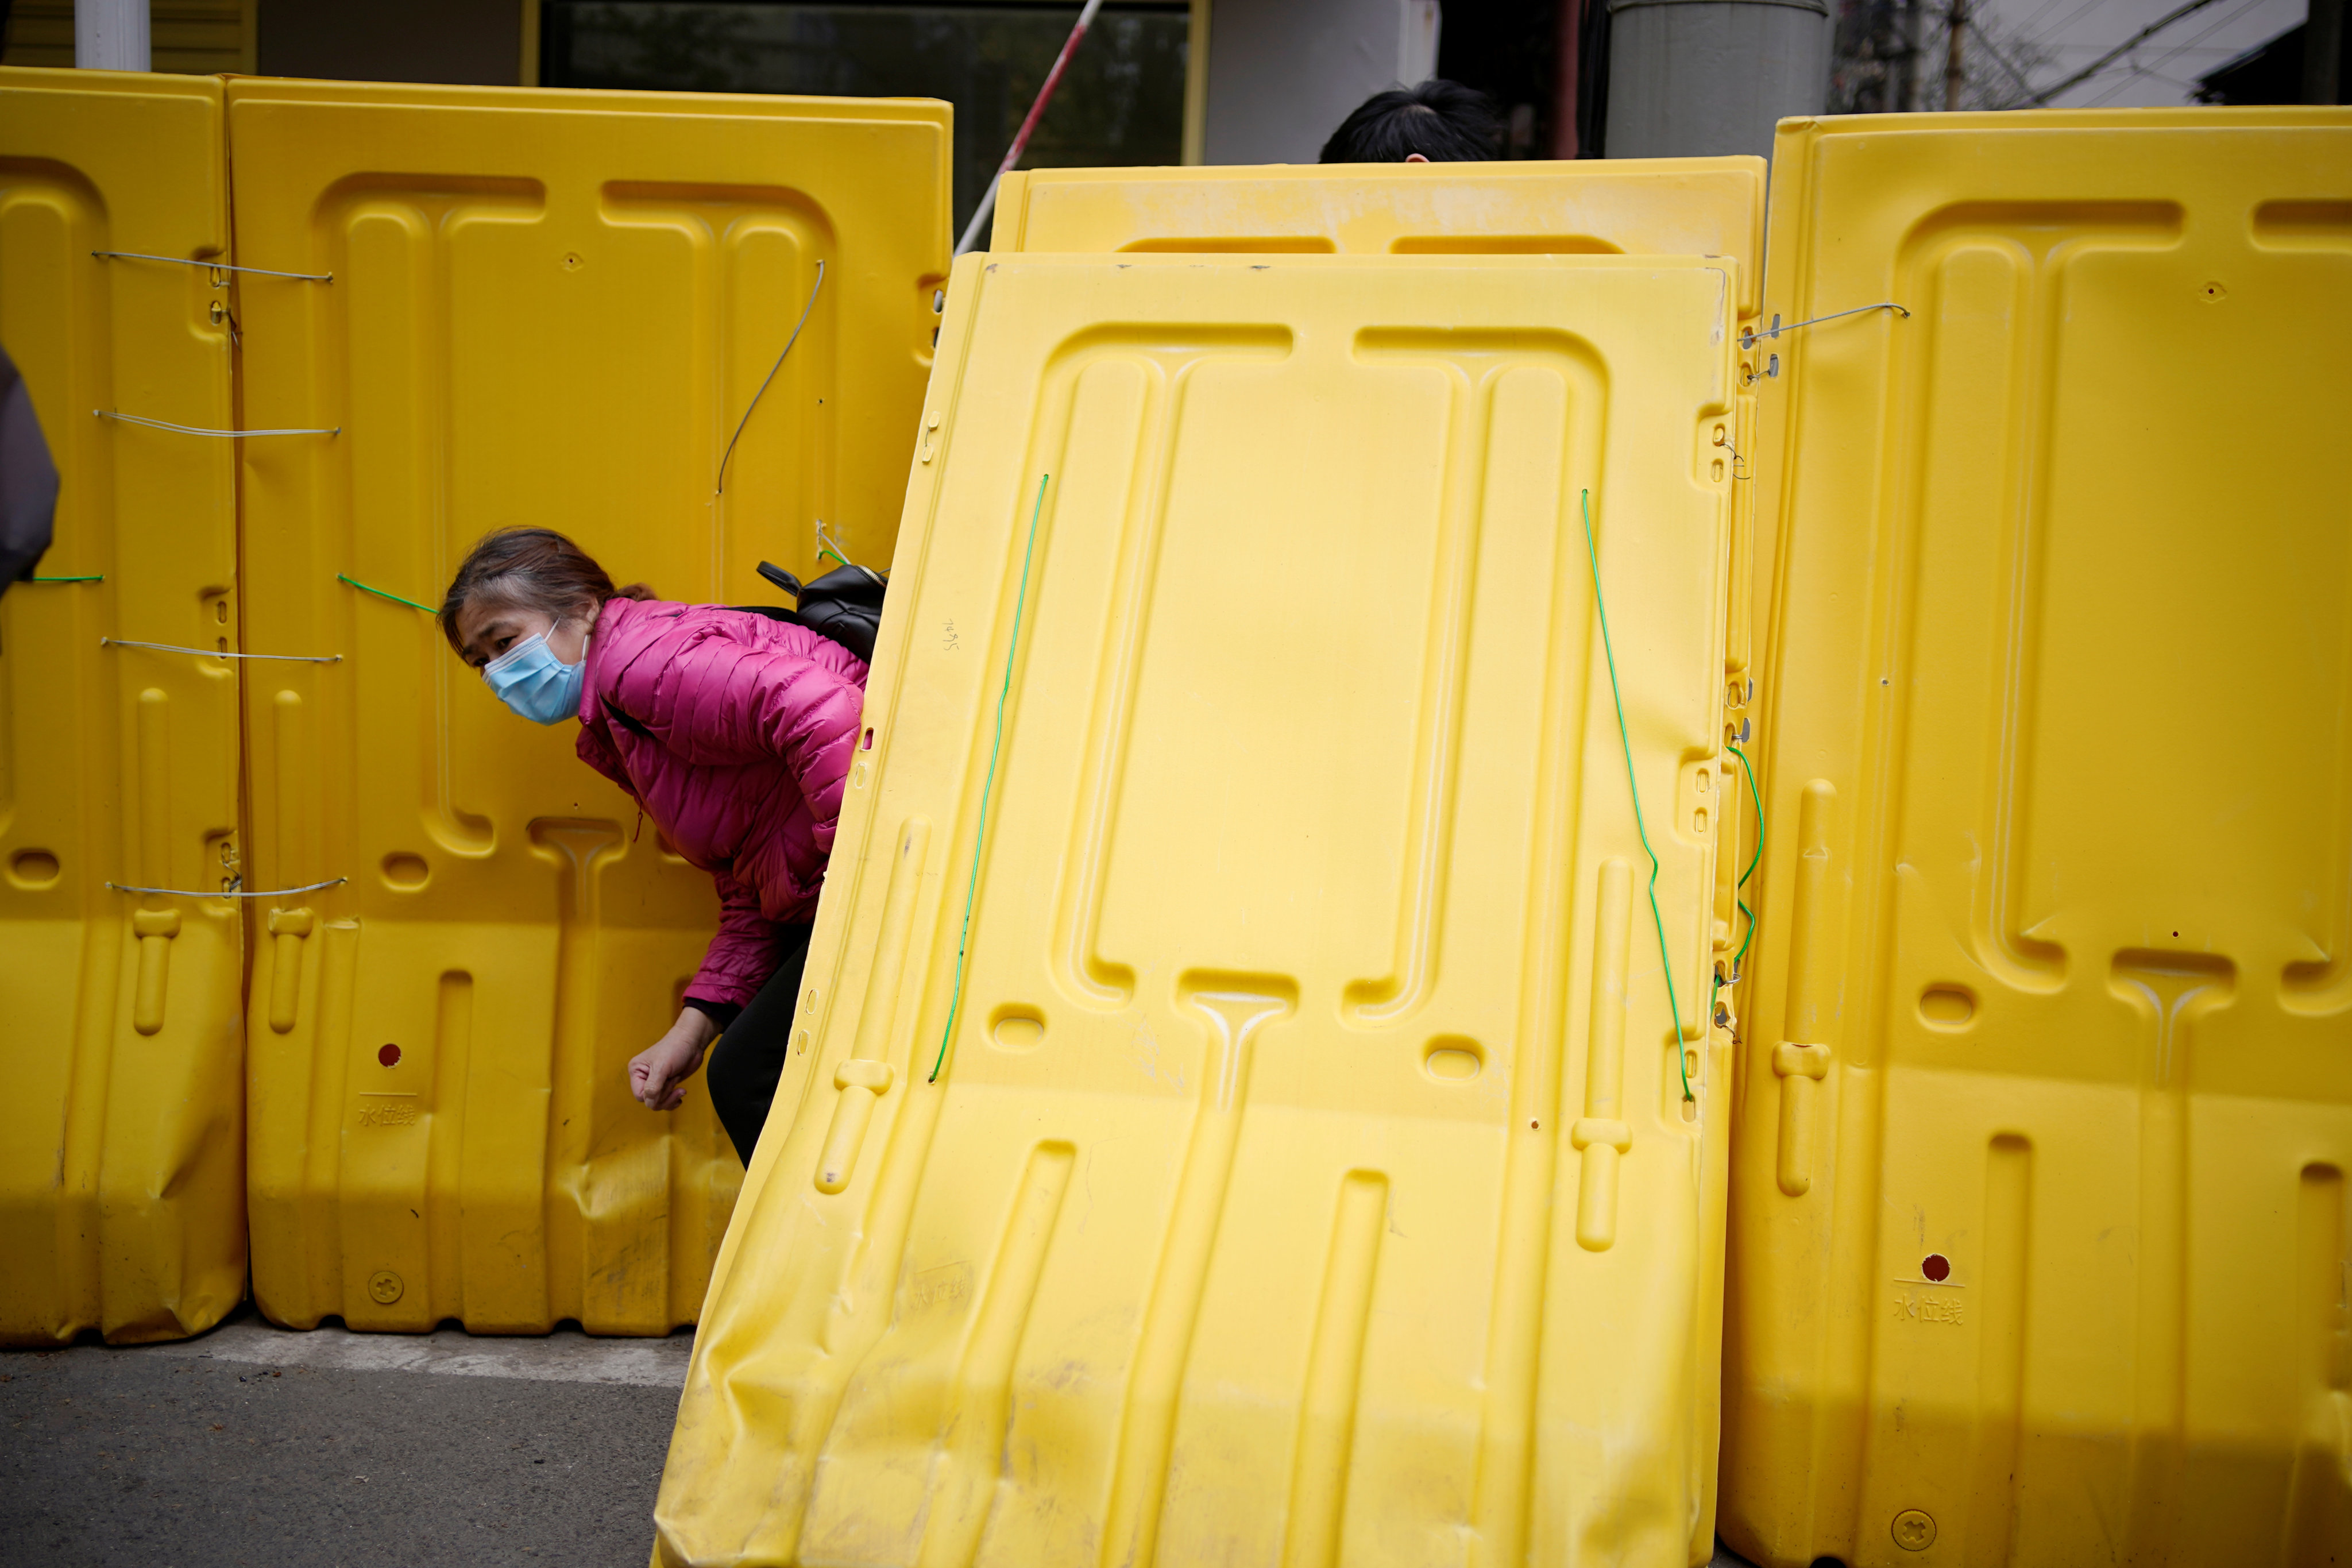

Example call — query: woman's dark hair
[1319,79,1503,164]
[438,527,654,652]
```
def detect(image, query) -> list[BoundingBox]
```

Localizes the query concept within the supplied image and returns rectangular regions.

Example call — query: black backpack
[733,559,887,663]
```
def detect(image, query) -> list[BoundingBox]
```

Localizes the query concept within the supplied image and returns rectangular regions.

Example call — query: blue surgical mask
[483,629,586,725]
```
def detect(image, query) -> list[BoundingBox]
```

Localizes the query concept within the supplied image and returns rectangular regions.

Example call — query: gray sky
[1974,0,2307,106]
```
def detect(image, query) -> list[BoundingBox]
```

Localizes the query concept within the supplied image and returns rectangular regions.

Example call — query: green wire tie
[1581,488,1694,1103]
[339,574,436,614]
[29,574,103,582]
[929,473,1050,1084]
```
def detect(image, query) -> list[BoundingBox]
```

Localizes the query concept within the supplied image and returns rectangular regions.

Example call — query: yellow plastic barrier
[995,156,1774,1036]
[993,158,1765,316]
[657,252,1740,1565]
[0,67,245,1345]
[227,79,949,1335]
[1725,109,2352,1567]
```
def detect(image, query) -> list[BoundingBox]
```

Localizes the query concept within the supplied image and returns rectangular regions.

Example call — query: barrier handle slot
[131,907,181,1036]
[1575,859,1635,1250]
[1773,779,1836,1196]
[816,1059,895,1193]
[1772,1042,1832,1196]
[267,907,315,1033]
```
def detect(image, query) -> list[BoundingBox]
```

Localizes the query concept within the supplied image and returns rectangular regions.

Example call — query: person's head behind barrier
[439,527,650,661]
[441,527,655,724]
[1319,79,1502,164]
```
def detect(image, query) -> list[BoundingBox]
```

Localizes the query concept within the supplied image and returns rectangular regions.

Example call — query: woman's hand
[631,1007,721,1111]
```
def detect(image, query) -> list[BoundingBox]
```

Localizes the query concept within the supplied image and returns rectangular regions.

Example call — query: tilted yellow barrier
[656,250,1742,1565]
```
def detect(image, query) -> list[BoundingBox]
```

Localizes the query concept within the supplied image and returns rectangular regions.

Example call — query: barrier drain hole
[8,849,60,889]
[990,1010,1045,1053]
[1424,1039,1482,1082]
[367,1270,404,1305]
[1918,985,1975,1028]
[1921,1253,1950,1282]
[378,1043,401,1067]
[1892,1509,1936,1550]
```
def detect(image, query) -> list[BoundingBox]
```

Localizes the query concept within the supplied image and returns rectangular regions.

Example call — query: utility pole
[1944,0,1967,109]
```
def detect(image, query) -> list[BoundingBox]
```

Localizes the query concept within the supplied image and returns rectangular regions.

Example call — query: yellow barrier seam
[102,637,339,663]
[1724,741,1764,982]
[92,249,332,283]
[930,472,1051,1085]
[107,876,348,898]
[338,574,437,614]
[714,259,825,496]
[1581,488,1694,1103]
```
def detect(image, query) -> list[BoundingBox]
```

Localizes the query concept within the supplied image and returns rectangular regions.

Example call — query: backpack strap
[601,697,656,741]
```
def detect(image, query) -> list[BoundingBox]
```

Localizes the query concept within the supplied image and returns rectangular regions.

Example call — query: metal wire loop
[96,410,339,438]
[108,876,349,898]
[1739,302,1910,350]
[94,249,331,282]
[102,638,341,664]
[715,260,826,496]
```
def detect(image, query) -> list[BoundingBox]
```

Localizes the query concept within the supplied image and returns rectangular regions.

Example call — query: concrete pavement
[1,1308,688,1567]
[3,1308,1763,1566]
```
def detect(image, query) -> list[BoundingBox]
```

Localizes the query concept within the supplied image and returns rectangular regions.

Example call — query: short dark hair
[439,527,652,652]
[1319,79,1502,164]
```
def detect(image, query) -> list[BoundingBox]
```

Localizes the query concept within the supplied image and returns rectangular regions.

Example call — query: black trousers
[705,922,813,1167]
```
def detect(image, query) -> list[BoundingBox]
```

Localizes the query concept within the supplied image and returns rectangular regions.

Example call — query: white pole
[76,0,152,72]
[953,0,1104,256]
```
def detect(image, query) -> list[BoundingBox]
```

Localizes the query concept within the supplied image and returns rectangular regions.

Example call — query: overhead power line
[2018,0,2230,105]
[1967,14,2043,103]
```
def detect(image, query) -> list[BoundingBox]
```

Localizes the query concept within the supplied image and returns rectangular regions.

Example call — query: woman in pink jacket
[439,528,866,1165]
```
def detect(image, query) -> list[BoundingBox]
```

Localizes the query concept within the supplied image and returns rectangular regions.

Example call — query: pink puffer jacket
[574,596,868,1008]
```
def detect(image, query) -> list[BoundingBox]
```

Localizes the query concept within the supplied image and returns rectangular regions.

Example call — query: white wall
[1204,0,1442,165]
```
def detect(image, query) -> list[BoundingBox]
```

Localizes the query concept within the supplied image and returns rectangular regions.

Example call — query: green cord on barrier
[929,472,1049,1084]
[1579,489,1693,1103]
[29,574,103,582]
[339,574,437,615]
[1724,741,1764,980]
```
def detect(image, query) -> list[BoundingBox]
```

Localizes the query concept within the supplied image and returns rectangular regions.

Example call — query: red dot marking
[378,1044,401,1067]
[1922,1253,1950,1282]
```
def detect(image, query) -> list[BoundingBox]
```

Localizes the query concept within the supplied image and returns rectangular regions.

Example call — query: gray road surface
[2,1308,1762,1566]
[1,1308,688,1567]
